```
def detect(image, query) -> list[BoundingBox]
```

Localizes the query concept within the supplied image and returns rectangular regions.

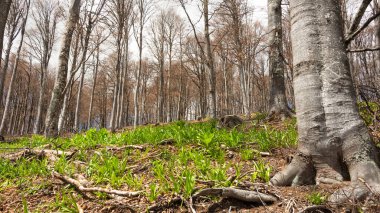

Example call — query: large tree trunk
[44,0,81,137]
[267,0,292,120]
[0,0,12,72]
[270,0,380,203]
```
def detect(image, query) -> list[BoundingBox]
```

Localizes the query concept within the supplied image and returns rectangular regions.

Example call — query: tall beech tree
[28,0,62,134]
[270,0,380,203]
[44,0,81,137]
[267,0,293,119]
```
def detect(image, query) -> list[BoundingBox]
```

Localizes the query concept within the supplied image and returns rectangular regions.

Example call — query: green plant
[241,149,256,160]
[148,183,159,202]
[152,160,165,180]
[307,192,327,205]
[22,195,28,213]
[253,161,272,183]
[182,169,195,198]
[198,131,215,149]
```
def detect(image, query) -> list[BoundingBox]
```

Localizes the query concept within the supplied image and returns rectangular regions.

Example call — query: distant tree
[267,0,293,119]
[73,0,105,132]
[132,0,153,127]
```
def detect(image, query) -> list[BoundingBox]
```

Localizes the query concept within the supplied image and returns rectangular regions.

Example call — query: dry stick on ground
[147,196,185,212]
[192,188,278,204]
[106,145,145,151]
[1,149,75,162]
[53,171,142,197]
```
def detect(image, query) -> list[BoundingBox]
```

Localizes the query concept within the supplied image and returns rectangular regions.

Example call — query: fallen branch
[53,171,142,197]
[106,145,145,151]
[147,197,185,212]
[1,149,75,162]
[193,188,278,204]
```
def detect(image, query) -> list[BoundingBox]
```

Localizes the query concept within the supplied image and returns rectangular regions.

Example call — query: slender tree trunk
[203,0,216,118]
[271,0,380,203]
[267,0,292,120]
[33,71,46,134]
[44,0,81,137]
[88,47,100,128]
[0,33,14,109]
[158,37,165,123]
[74,22,92,131]
[134,21,144,128]
[0,4,29,135]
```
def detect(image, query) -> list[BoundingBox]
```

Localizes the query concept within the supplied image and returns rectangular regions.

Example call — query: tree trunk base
[270,151,380,204]
[267,107,295,122]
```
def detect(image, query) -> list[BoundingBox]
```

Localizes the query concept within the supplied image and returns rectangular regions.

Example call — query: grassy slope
[0,114,378,212]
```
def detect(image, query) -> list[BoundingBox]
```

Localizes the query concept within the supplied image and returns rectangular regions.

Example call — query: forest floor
[0,115,380,212]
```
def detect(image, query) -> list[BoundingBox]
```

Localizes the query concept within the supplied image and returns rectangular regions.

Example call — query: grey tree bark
[133,0,152,127]
[74,0,105,132]
[44,0,81,137]
[0,0,29,135]
[203,0,217,118]
[0,0,12,72]
[87,46,100,128]
[149,11,166,123]
[31,0,61,134]
[267,0,293,120]
[270,0,380,203]
[0,1,23,109]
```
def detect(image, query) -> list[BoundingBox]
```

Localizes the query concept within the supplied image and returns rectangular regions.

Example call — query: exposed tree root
[300,205,332,213]
[53,171,142,197]
[266,107,295,122]
[193,188,278,204]
[270,153,315,186]
[271,152,380,205]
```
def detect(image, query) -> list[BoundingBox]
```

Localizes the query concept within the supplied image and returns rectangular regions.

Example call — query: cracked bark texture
[268,0,292,120]
[0,0,12,70]
[270,0,380,203]
[44,0,81,137]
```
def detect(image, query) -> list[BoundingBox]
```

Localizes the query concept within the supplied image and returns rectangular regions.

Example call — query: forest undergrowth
[0,107,379,212]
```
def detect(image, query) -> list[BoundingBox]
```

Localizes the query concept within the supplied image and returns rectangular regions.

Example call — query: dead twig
[147,196,184,212]
[193,188,278,203]
[1,149,75,162]
[106,145,145,152]
[53,171,142,197]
